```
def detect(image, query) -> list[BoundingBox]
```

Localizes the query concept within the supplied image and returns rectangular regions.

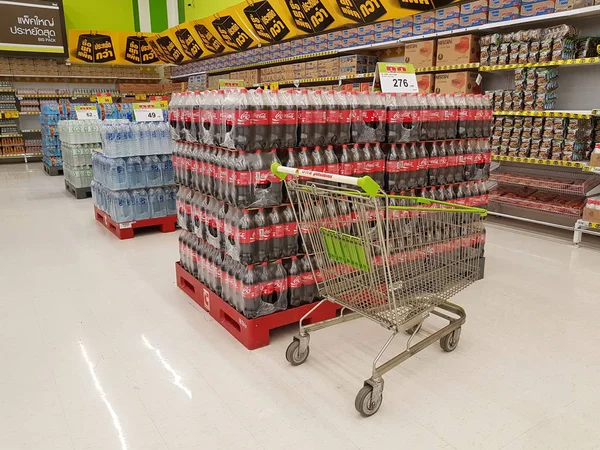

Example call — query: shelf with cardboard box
[171,3,600,83]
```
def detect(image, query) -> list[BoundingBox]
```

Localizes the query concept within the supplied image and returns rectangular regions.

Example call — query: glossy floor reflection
[1,162,600,450]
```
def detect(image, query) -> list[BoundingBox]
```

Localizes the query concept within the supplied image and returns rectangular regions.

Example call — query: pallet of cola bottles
[175,261,340,350]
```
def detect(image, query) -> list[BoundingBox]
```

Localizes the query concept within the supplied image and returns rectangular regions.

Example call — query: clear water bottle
[132,189,150,220]
[165,186,177,216]
[112,158,128,190]
[149,187,166,218]
[126,156,144,189]
[144,155,162,187]
[160,154,174,184]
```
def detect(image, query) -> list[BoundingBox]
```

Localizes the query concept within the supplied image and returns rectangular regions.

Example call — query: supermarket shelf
[0,74,160,81]
[574,219,600,244]
[488,200,580,230]
[416,63,480,73]
[0,89,15,93]
[19,111,40,115]
[257,72,375,88]
[21,129,41,133]
[493,110,592,119]
[0,100,16,104]
[0,152,42,159]
[492,155,587,168]
[490,172,600,196]
[480,57,600,72]
[172,4,600,80]
[0,132,22,137]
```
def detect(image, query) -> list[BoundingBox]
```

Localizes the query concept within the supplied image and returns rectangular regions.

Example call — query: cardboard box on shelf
[305,61,318,74]
[413,11,435,24]
[582,206,600,224]
[461,0,489,14]
[589,151,600,167]
[394,26,413,39]
[460,12,489,27]
[521,1,555,16]
[436,18,460,32]
[404,39,437,68]
[416,74,435,93]
[435,6,460,19]
[413,23,435,36]
[342,29,358,47]
[437,34,480,65]
[489,0,520,6]
[488,6,520,22]
[434,71,481,94]
[555,0,593,10]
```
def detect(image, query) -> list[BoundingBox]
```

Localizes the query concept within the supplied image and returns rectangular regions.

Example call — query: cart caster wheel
[440,327,461,352]
[285,340,310,366]
[355,385,383,417]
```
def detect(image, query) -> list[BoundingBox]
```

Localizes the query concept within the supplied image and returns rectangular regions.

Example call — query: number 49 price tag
[133,102,164,122]
[374,63,419,94]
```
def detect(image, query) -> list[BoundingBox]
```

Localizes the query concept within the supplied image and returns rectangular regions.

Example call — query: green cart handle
[271,162,381,197]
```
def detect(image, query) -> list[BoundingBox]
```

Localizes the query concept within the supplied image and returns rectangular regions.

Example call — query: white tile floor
[1,162,600,450]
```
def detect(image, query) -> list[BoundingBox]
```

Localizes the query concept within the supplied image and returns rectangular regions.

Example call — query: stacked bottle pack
[41,103,63,167]
[58,120,102,189]
[91,120,176,224]
[171,89,493,319]
[168,90,493,150]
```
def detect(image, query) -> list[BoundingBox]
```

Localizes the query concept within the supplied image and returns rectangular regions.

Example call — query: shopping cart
[271,163,487,417]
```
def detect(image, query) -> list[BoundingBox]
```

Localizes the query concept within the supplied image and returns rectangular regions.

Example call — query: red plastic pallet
[94,207,177,240]
[175,262,340,350]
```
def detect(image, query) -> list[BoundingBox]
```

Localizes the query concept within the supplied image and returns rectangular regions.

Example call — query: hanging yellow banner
[172,24,207,60]
[147,29,190,64]
[69,30,162,64]
[330,0,460,24]
[210,4,261,51]
[239,0,300,43]
[191,18,232,55]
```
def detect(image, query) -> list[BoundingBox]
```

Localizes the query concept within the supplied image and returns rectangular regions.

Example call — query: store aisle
[1,162,600,450]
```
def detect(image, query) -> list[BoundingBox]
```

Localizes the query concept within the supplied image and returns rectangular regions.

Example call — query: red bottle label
[251,109,269,125]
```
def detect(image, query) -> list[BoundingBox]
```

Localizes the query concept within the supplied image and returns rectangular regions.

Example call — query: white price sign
[75,106,99,120]
[133,102,164,122]
[374,63,419,94]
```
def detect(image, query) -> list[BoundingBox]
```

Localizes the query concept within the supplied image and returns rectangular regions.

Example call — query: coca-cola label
[364,160,376,174]
[447,155,458,167]
[193,109,201,123]
[273,277,287,293]
[438,156,448,168]
[327,109,340,124]
[288,274,302,289]
[257,225,271,242]
[282,109,297,125]
[457,154,467,166]
[251,109,269,125]
[464,154,475,165]
[426,110,441,122]
[183,110,192,123]
[458,109,470,120]
[387,109,412,124]
[234,110,251,126]
[325,163,339,174]
[362,109,375,123]
[373,159,386,172]
[301,271,315,285]
[237,228,256,244]
[254,169,279,185]
[313,109,326,124]
[235,171,252,186]
[242,283,260,299]
[484,153,492,163]
[271,109,284,125]
[260,280,273,296]
[340,161,354,176]
[272,223,284,239]
[298,108,311,124]
[339,108,351,123]
[445,110,458,121]
[283,221,298,237]
[473,153,484,165]
[417,158,429,170]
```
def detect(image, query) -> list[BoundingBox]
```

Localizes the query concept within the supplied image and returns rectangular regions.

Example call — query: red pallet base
[175,262,340,350]
[94,207,177,240]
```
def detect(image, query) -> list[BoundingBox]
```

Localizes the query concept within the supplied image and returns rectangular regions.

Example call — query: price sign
[373,63,418,94]
[133,102,164,122]
[219,79,245,88]
[75,106,99,120]
[135,94,147,101]
[97,94,113,104]
[3,111,19,119]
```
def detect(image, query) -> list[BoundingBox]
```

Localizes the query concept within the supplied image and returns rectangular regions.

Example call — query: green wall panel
[63,0,136,31]
[184,0,239,21]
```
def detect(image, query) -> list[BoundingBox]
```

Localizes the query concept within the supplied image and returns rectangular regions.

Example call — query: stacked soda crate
[170,88,493,321]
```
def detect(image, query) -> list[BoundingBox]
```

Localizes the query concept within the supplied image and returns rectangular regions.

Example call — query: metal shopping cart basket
[271,163,487,417]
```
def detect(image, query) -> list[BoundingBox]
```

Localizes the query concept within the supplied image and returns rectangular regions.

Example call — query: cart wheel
[285,340,310,366]
[355,385,383,417]
[440,327,461,352]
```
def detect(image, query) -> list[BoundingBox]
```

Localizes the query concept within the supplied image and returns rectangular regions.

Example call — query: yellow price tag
[89,95,97,102]
[155,100,168,109]
[97,95,113,104]
[269,82,279,90]
[135,94,147,101]
[4,111,19,119]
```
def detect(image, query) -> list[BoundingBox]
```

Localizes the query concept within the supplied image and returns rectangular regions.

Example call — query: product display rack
[172,5,600,81]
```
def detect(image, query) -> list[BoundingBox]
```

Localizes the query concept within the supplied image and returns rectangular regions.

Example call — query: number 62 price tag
[373,62,419,94]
